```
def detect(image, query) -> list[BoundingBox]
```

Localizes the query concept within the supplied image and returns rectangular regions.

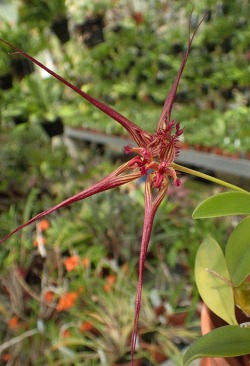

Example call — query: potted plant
[70,0,111,47]
[19,0,70,44]
[75,15,105,48]
[200,304,250,366]
[0,50,12,90]
[183,191,250,366]
[48,0,70,44]
[1,82,30,125]
[22,75,65,138]
[0,22,38,79]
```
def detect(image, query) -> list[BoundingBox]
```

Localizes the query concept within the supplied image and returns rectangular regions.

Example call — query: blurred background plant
[0,0,249,365]
[0,0,249,152]
[0,138,234,364]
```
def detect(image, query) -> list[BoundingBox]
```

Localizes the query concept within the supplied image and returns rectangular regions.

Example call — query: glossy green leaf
[226,216,250,287]
[193,192,250,219]
[183,325,250,365]
[195,238,237,325]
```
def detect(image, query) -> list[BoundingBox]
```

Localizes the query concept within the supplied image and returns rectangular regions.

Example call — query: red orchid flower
[0,17,204,364]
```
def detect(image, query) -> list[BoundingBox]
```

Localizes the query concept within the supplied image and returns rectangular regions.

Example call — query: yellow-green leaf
[183,325,250,365]
[234,281,250,316]
[226,216,250,287]
[195,238,237,325]
[193,192,250,219]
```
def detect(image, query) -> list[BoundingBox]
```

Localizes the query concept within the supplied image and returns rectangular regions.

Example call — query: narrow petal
[0,39,150,148]
[157,15,204,130]
[131,180,168,365]
[0,162,141,245]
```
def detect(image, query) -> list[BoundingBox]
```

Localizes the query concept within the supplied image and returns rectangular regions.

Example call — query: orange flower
[77,286,84,294]
[82,257,90,268]
[56,291,79,312]
[8,316,19,329]
[62,329,71,338]
[2,353,11,362]
[44,291,54,302]
[33,237,46,247]
[38,219,50,231]
[64,255,80,272]
[104,274,116,293]
[80,321,94,333]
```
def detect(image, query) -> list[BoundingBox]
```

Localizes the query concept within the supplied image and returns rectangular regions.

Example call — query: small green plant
[19,0,68,26]
[67,0,111,18]
[0,49,11,76]
[183,191,250,365]
[24,75,65,122]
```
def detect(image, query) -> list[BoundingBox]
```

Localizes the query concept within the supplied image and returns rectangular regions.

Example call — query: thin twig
[0,329,38,353]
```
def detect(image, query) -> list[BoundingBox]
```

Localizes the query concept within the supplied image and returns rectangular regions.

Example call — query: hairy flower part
[0,15,204,365]
[125,120,183,188]
[131,178,169,361]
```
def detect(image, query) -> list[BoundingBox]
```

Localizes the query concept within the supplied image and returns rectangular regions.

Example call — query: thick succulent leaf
[226,216,250,287]
[195,238,237,325]
[183,325,250,365]
[193,192,250,219]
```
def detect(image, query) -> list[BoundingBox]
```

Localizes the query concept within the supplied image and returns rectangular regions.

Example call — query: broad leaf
[226,216,250,287]
[195,238,237,325]
[183,325,250,365]
[193,192,250,219]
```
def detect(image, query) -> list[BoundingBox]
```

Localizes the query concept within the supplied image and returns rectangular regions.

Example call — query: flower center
[125,120,183,188]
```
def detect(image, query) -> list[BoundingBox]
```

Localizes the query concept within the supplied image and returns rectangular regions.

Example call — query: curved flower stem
[172,163,248,193]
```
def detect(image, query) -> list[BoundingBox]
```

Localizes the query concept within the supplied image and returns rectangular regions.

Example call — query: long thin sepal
[0,39,150,148]
[157,15,204,130]
[0,162,141,245]
[131,180,168,365]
